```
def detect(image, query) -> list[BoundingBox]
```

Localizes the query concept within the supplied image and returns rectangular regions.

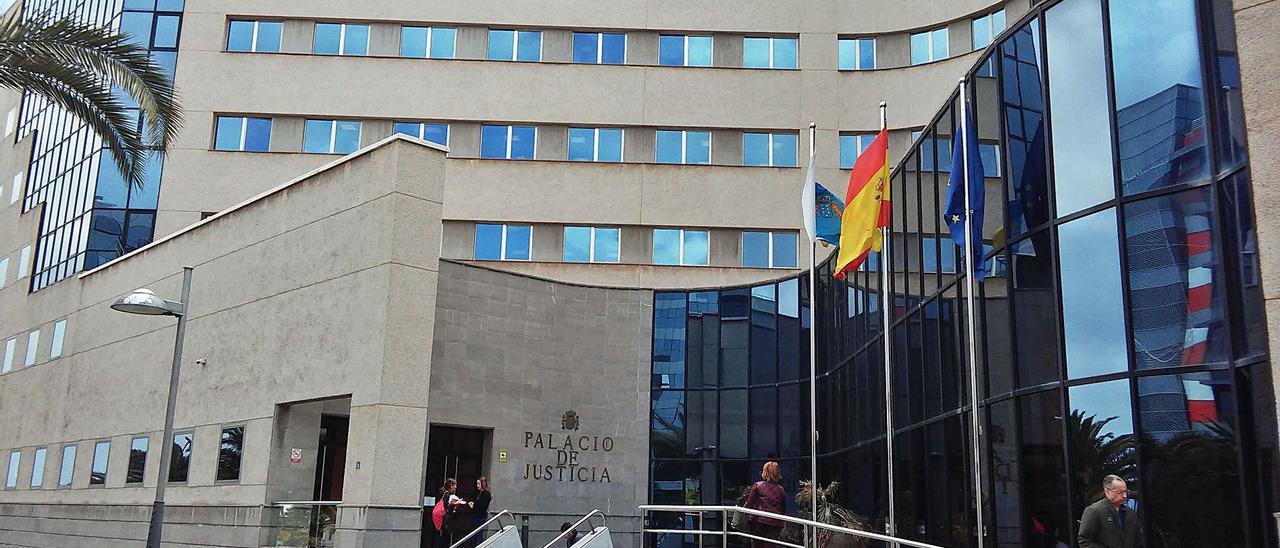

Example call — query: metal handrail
[449,509,517,548]
[640,504,947,548]
[541,509,607,548]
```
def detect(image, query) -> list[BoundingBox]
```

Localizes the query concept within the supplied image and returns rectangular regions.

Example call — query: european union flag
[944,101,987,281]
[815,181,844,246]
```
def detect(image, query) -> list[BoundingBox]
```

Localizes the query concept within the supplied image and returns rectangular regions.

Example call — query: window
[217,426,244,482]
[2,338,13,373]
[742,231,798,268]
[912,130,951,172]
[480,125,536,160]
[972,9,1007,50]
[653,229,709,266]
[24,330,39,367]
[838,38,875,70]
[303,120,362,154]
[4,107,15,136]
[400,26,456,59]
[742,132,798,167]
[743,37,797,69]
[474,224,532,261]
[227,20,282,53]
[58,445,75,487]
[488,29,541,61]
[0,257,8,288]
[9,172,21,204]
[127,437,148,484]
[5,450,18,488]
[979,143,1002,177]
[910,27,949,65]
[573,32,625,64]
[839,133,875,169]
[49,319,66,359]
[169,432,192,483]
[30,448,45,488]
[90,441,109,486]
[214,116,271,152]
[17,244,30,277]
[563,226,621,263]
[393,122,449,146]
[313,22,368,56]
[655,130,711,165]
[658,35,712,67]
[568,128,624,162]
[923,236,958,274]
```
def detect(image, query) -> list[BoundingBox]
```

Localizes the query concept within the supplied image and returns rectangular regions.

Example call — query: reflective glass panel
[742,231,769,267]
[516,31,541,61]
[774,38,797,69]
[30,447,45,488]
[127,437,148,483]
[742,133,770,166]
[430,27,456,58]
[1209,0,1247,172]
[509,126,536,159]
[401,26,427,57]
[474,224,502,260]
[772,133,797,167]
[658,35,684,66]
[750,387,777,456]
[686,131,711,164]
[480,125,509,159]
[90,441,109,485]
[683,230,709,265]
[1002,21,1049,243]
[393,122,420,138]
[313,23,341,55]
[214,116,243,151]
[572,32,598,64]
[750,284,777,385]
[563,226,591,262]
[743,37,770,68]
[772,232,797,268]
[95,156,128,207]
[302,120,333,153]
[1046,0,1116,215]
[153,15,179,48]
[344,24,369,56]
[651,390,684,458]
[1020,390,1069,546]
[227,21,254,52]
[1069,379,1136,519]
[653,229,681,265]
[719,390,747,458]
[652,293,686,389]
[423,123,448,146]
[5,451,18,488]
[655,130,682,163]
[333,121,361,154]
[1222,170,1265,358]
[594,228,620,262]
[601,33,626,64]
[1124,187,1227,369]
[1110,0,1208,195]
[598,129,623,162]
[59,445,76,486]
[244,118,271,152]
[910,31,930,65]
[487,30,514,60]
[838,39,856,70]
[1059,209,1127,379]
[217,427,244,481]
[256,21,282,52]
[504,225,531,260]
[687,36,713,67]
[568,128,595,161]
[1136,370,1243,546]
[120,12,152,47]
[930,28,948,60]
[859,38,875,69]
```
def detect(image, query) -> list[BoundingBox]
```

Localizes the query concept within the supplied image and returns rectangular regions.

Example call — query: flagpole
[806,121,820,546]
[958,76,986,548]
[877,101,897,546]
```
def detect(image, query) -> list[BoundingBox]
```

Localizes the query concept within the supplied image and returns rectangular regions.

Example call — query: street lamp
[111,266,192,548]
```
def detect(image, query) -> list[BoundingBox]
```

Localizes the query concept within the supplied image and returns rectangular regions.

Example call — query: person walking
[467,476,494,547]
[1078,474,1143,548]
[744,461,786,548]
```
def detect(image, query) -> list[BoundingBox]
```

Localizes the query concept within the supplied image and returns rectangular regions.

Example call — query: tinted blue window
[838,39,856,70]
[772,232,797,267]
[129,153,163,209]
[572,32,598,64]
[314,23,341,54]
[564,226,591,262]
[509,126,536,159]
[931,28,948,60]
[124,0,155,7]
[393,122,421,137]
[686,131,711,164]
[742,231,770,267]
[94,154,128,208]
[516,31,541,61]
[568,127,595,161]
[688,36,712,66]
[430,28,456,58]
[154,15,180,48]
[505,225,532,260]
[859,38,875,69]
[658,35,684,66]
[480,125,508,158]
[125,213,155,250]
[474,224,502,259]
[344,24,368,55]
[910,31,930,65]
[655,130,683,163]
[774,38,797,69]
[422,123,448,146]
[227,21,254,52]
[1047,0,1115,215]
[1059,209,1127,379]
[302,120,332,153]
[214,116,243,151]
[244,118,271,152]
[256,21,282,52]
[120,12,152,48]
[979,143,1000,176]
[595,228,620,262]
[653,229,681,265]
[334,121,361,153]
[743,38,770,68]
[601,33,625,64]
[487,30,514,60]
[683,231,709,265]
[772,133,797,167]
[840,134,873,169]
[156,0,183,9]
[598,129,623,162]
[743,133,771,166]
[401,27,428,57]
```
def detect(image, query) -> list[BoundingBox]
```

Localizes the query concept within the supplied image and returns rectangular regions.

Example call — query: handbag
[731,507,748,532]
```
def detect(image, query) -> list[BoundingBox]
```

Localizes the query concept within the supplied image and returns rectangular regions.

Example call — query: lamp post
[111,266,192,548]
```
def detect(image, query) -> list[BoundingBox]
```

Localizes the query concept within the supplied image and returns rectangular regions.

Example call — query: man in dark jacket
[1078,475,1143,548]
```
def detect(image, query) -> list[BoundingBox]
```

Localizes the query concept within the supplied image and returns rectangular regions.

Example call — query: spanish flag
[833,128,890,279]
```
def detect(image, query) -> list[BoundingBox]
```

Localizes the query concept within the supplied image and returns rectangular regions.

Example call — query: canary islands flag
[833,129,890,279]
[814,182,844,246]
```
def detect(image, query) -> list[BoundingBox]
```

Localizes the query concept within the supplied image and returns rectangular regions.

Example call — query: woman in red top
[744,461,786,548]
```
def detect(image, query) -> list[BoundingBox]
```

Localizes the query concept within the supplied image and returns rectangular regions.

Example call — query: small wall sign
[499,450,508,463]
[290,448,303,464]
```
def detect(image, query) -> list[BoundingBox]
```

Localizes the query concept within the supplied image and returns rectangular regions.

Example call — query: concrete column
[333,404,430,547]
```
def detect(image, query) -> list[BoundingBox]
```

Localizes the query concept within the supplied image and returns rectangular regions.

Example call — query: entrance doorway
[422,425,487,548]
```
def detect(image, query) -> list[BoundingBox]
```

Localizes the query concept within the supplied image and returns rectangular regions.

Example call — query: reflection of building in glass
[1117,84,1209,195]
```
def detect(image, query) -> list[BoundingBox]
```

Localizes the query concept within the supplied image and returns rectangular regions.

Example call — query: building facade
[0,0,1277,547]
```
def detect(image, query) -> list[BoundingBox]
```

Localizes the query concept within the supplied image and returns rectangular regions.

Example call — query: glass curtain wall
[649,0,1271,546]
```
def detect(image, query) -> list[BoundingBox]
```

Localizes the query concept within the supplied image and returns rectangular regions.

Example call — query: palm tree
[0,9,182,189]
[1067,410,1136,511]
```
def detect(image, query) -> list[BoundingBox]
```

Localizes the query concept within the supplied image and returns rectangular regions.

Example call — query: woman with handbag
[743,461,786,548]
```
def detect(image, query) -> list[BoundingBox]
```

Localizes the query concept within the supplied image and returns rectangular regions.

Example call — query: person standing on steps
[467,476,494,548]
[744,461,786,548]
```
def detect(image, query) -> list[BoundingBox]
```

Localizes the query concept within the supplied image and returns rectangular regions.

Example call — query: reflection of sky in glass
[1046,0,1115,215]
[1071,379,1133,439]
[1109,1,1202,108]
[1059,209,1128,379]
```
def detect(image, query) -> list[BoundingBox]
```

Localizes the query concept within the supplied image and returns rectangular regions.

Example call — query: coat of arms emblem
[562,410,579,431]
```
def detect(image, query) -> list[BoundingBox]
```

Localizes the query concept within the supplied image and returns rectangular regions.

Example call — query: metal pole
[878,101,896,545]
[145,266,192,548]
[958,78,986,548]
[806,121,820,548]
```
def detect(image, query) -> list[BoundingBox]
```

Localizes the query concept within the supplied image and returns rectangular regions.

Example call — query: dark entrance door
[422,425,487,548]
[314,414,349,501]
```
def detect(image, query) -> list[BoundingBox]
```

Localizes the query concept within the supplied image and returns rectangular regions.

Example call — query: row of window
[1,319,68,374]
[2,426,243,490]
[226,10,1006,70]
[0,243,32,290]
[474,224,800,269]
